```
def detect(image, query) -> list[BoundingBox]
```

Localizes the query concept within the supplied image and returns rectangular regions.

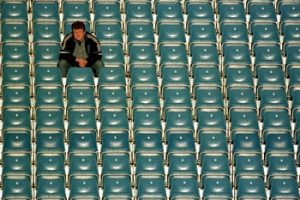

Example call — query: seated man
[58,21,102,77]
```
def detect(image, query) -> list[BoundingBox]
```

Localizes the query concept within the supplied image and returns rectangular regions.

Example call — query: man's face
[73,28,85,41]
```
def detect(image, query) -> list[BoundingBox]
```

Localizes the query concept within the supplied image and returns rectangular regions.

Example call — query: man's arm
[59,33,77,66]
[86,34,102,66]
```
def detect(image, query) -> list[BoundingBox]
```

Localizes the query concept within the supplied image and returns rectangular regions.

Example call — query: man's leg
[91,60,103,77]
[58,59,71,77]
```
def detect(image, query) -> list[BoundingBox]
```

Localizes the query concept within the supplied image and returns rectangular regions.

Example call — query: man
[58,21,102,76]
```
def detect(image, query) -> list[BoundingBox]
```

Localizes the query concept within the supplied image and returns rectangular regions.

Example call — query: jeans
[58,59,103,77]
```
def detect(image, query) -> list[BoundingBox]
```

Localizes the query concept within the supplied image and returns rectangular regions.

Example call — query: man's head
[72,21,86,41]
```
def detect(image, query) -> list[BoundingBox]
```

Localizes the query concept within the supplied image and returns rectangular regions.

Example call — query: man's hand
[76,58,87,67]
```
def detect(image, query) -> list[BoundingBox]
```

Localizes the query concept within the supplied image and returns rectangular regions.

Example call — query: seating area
[1,0,300,199]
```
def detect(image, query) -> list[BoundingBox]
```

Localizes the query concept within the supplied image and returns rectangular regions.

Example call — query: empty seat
[286,45,300,75]
[99,108,129,133]
[101,152,131,176]
[236,175,266,200]
[136,175,166,200]
[36,175,66,200]
[1,21,29,43]
[195,86,224,110]
[167,130,195,154]
[280,3,300,31]
[93,1,121,22]
[98,66,126,87]
[130,64,158,87]
[193,66,222,89]
[232,131,262,157]
[98,85,127,109]
[2,175,32,200]
[203,176,232,200]
[35,67,62,87]
[131,86,160,110]
[259,88,288,115]
[218,1,246,23]
[199,130,228,158]
[35,86,64,110]
[189,22,217,48]
[163,86,192,113]
[134,130,163,153]
[158,21,186,50]
[254,44,283,67]
[32,0,59,22]
[1,0,28,21]
[66,67,95,88]
[101,130,130,153]
[67,86,96,110]
[156,1,183,24]
[32,21,61,43]
[36,152,65,176]
[161,65,189,87]
[36,108,64,132]
[165,108,194,136]
[2,85,30,110]
[135,152,164,177]
[225,66,254,92]
[69,175,99,200]
[169,175,200,200]
[126,21,155,45]
[101,43,125,67]
[128,43,157,65]
[2,108,31,132]
[221,22,248,46]
[1,42,30,65]
[230,109,259,135]
[133,108,162,132]
[197,109,226,132]
[223,44,251,67]
[191,44,219,67]
[282,24,300,53]
[2,64,30,87]
[251,22,280,50]
[269,176,299,200]
[36,130,65,153]
[67,108,97,134]
[248,2,276,23]
[2,152,31,176]
[2,129,31,153]
[186,1,214,25]
[33,43,60,66]
[160,44,188,69]
[69,152,98,175]
[94,21,123,44]
[102,175,132,199]
[125,1,152,23]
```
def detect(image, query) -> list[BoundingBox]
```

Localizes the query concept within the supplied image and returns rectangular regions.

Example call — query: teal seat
[159,44,188,69]
[2,85,30,109]
[230,109,259,135]
[156,1,183,24]
[191,44,219,67]
[134,130,163,153]
[125,1,152,23]
[34,43,60,66]
[249,2,276,23]
[2,129,31,153]
[259,88,288,116]
[2,108,31,132]
[169,175,200,200]
[36,152,65,176]
[167,130,195,154]
[197,109,226,132]
[130,64,158,87]
[101,130,130,153]
[127,21,155,45]
[136,175,166,200]
[236,176,266,200]
[218,1,246,23]
[280,3,300,31]
[232,131,262,156]
[193,66,222,89]
[69,152,98,175]
[1,0,28,21]
[98,85,127,109]
[270,176,299,200]
[161,65,189,87]
[94,21,123,44]
[286,45,300,76]
[69,130,97,153]
[186,1,214,25]
[195,86,224,110]
[36,108,64,132]
[62,1,90,22]
[66,67,95,87]
[98,66,126,87]
[2,65,30,87]
[93,1,121,22]
[67,86,96,111]
[2,42,30,65]
[102,175,132,200]
[135,153,164,176]
[251,22,280,50]
[223,44,251,67]
[163,86,192,112]
[203,176,232,200]
[69,175,100,200]
[99,108,129,133]
[1,21,29,43]
[32,0,59,21]
[131,86,160,109]
[225,66,254,93]
[33,21,60,43]
[36,130,65,153]
[133,108,162,132]
[67,109,97,134]
[36,175,66,200]
[2,175,32,200]
[189,22,217,49]
[101,43,125,66]
[2,152,31,176]
[35,67,62,87]
[221,22,248,46]
[128,43,157,65]
[254,44,282,67]
[35,86,64,109]
[101,152,131,176]
[282,24,300,53]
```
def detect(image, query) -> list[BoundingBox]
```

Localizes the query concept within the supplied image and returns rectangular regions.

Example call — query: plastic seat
[251,23,280,49]
[189,22,217,48]
[1,21,29,43]
[225,66,254,93]
[98,85,127,109]
[128,43,157,65]
[32,21,61,43]
[201,153,230,185]
[161,65,189,88]
[66,67,94,88]
[36,108,64,132]
[163,86,192,112]
[135,153,164,176]
[2,108,31,132]
[156,2,183,24]
[93,1,121,22]
[2,85,30,110]
[99,108,129,133]
[69,152,98,176]
[69,175,99,200]
[125,1,152,23]
[191,44,219,67]
[193,66,222,89]
[32,0,59,22]
[218,2,246,23]
[67,86,96,110]
[223,44,251,67]
[230,109,259,135]
[131,86,160,110]
[186,1,214,25]
[134,130,163,154]
[254,44,283,67]
[2,175,32,200]
[126,21,155,45]
[286,45,300,75]
[199,130,228,159]
[2,152,31,176]
[195,86,224,110]
[101,152,131,176]
[159,44,188,69]
[2,65,30,87]
[2,129,31,153]
[130,64,158,87]
[289,68,300,98]
[158,22,186,50]
[197,109,226,132]
[236,176,266,200]
[36,130,65,153]
[169,175,200,200]
[102,175,132,200]
[249,2,276,23]
[1,42,30,65]
[101,43,125,67]
[69,130,98,152]
[269,176,299,200]
[35,86,64,109]
[232,131,262,157]
[101,130,130,153]
[221,22,248,46]
[94,21,123,44]
[203,176,232,200]
[136,175,166,200]
[67,109,97,134]
[34,43,60,66]
[36,175,66,200]
[259,88,288,115]
[133,108,162,132]
[98,66,126,87]
[262,108,291,134]
[282,24,300,52]
[62,1,90,25]
[35,67,62,87]
[36,152,65,176]
[280,3,300,31]
[1,0,28,21]
[167,130,195,155]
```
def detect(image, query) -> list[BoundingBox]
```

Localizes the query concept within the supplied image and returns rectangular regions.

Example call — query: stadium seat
[67,108,97,134]
[223,44,251,67]
[2,108,31,132]
[69,175,99,200]
[128,43,157,65]
[36,152,65,176]
[94,21,123,44]
[32,0,59,22]
[1,21,29,43]
[169,175,200,200]
[130,64,158,87]
[193,66,222,89]
[101,43,125,67]
[259,88,288,116]
[36,129,65,153]
[136,175,166,200]
[98,66,126,87]
[230,109,259,135]
[167,130,195,154]
[36,108,64,132]
[269,176,300,200]
[69,152,98,175]
[203,176,232,200]
[163,86,192,113]
[236,175,266,200]
[155,1,183,24]
[195,86,224,110]
[221,22,248,46]
[158,21,186,50]
[1,0,28,21]
[159,44,188,69]
[99,108,129,133]
[254,44,283,67]
[131,86,160,110]
[218,1,246,23]
[35,86,64,110]
[93,1,121,23]
[248,2,276,23]
[134,130,163,153]
[98,85,127,109]
[66,67,95,87]
[2,85,30,110]
[186,1,214,25]
[102,175,132,199]
[225,66,254,92]
[197,109,226,132]
[101,152,131,176]
[2,175,32,200]
[67,86,96,110]
[133,108,162,132]
[191,44,219,66]
[33,43,61,66]
[126,21,155,45]
[125,1,152,23]
[32,21,61,43]
[2,65,30,87]
[189,22,217,48]
[2,129,31,153]
[101,130,130,153]
[1,42,30,65]
[135,152,164,178]
[2,152,31,176]
[164,108,194,135]
[232,131,262,157]
[36,175,66,200]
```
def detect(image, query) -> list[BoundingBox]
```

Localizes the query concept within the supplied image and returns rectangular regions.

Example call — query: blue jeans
[58,59,103,77]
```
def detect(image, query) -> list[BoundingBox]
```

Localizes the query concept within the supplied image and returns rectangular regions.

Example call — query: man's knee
[92,60,103,76]
[58,59,70,77]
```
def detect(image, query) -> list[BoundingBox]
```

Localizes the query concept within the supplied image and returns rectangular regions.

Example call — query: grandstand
[1,0,300,199]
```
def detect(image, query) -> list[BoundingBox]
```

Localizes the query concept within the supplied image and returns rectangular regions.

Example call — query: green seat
[2,175,32,200]
[1,0,28,21]
[186,1,214,25]
[249,2,276,23]
[193,66,222,89]
[134,130,163,154]
[69,130,98,153]
[2,42,30,65]
[169,175,200,200]
[259,88,288,116]
[100,108,129,133]
[223,44,251,67]
[2,85,30,109]
[34,43,60,66]
[191,44,219,67]
[2,152,31,176]
[35,86,64,109]
[101,130,130,153]
[2,130,31,153]
[131,86,160,110]
[98,66,126,87]
[230,109,259,135]
[36,108,64,132]
[163,86,192,112]
[203,176,232,200]
[197,109,226,132]
[136,175,166,200]
[32,0,59,21]
[2,65,30,87]
[94,21,123,44]
[36,152,65,176]
[161,65,190,87]
[236,175,266,200]
[135,153,164,176]
[69,175,100,200]
[66,67,94,87]
[130,64,158,87]
[165,108,194,135]
[36,130,65,153]
[225,66,254,93]
[33,21,60,43]
[101,43,125,66]
[2,108,31,132]
[35,67,62,87]
[67,109,97,134]
[1,21,29,43]
[195,86,224,110]
[36,175,66,200]
[128,43,156,65]
[102,175,132,200]
[127,21,155,44]
[221,22,248,45]
[69,152,98,175]
[218,1,246,23]
[67,86,96,110]
[93,1,121,22]
[125,1,152,22]
[101,152,131,176]
[133,108,162,132]
[269,176,299,200]
[254,44,282,67]
[232,131,262,156]
[167,130,195,154]
[156,1,183,24]
[98,85,127,109]
[159,44,188,68]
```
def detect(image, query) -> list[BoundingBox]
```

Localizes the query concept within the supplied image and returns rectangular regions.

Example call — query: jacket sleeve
[86,34,102,67]
[59,34,77,66]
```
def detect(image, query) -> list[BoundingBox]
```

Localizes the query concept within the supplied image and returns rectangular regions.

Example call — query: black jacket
[59,32,102,67]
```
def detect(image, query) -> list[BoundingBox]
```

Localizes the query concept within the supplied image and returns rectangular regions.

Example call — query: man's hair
[72,21,86,31]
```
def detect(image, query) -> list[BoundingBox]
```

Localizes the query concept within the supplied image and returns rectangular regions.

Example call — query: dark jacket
[59,32,102,67]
